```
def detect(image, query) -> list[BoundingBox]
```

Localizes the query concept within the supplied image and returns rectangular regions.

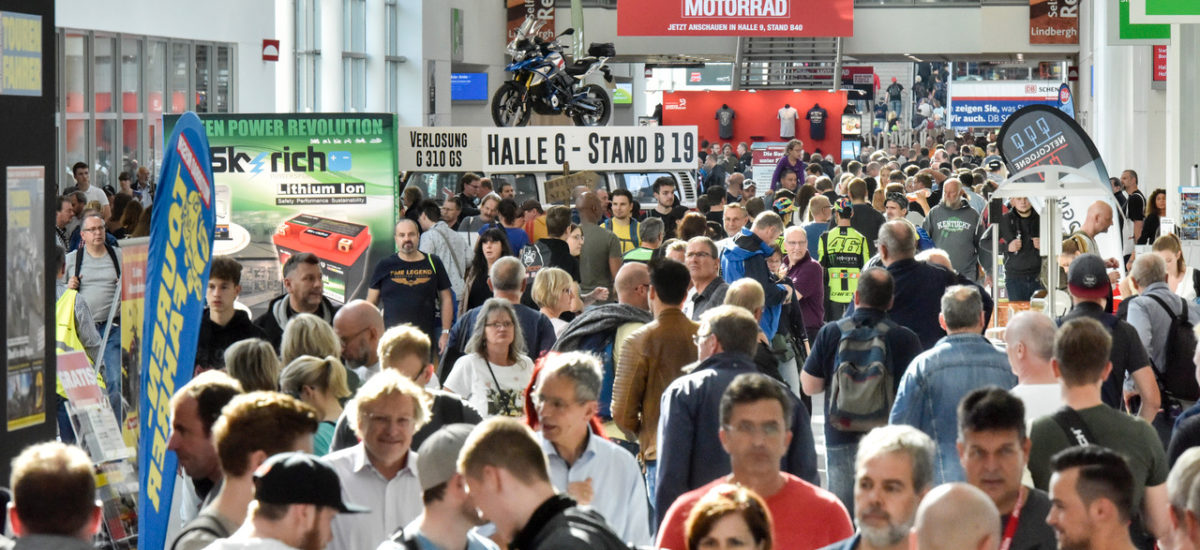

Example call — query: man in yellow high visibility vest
[54,244,104,443]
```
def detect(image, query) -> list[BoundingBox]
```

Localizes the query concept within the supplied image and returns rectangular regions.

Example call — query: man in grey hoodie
[922,178,989,283]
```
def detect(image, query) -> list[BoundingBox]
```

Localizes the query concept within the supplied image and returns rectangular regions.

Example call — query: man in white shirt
[532,352,652,546]
[205,451,369,550]
[325,369,431,550]
[71,161,111,220]
[1003,311,1062,427]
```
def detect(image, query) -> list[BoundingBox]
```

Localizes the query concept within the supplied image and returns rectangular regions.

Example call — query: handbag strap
[1051,406,1097,447]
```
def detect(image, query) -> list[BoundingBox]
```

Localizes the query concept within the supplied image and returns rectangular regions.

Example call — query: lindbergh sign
[682,0,790,17]
[618,0,851,37]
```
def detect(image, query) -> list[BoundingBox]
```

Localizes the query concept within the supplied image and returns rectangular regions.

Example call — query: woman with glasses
[443,298,533,418]
[460,227,514,318]
[279,354,351,455]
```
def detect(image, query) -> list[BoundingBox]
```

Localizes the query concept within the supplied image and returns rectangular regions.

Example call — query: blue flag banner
[138,111,215,550]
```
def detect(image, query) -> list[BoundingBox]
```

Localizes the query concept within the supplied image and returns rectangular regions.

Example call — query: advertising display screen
[451,72,489,101]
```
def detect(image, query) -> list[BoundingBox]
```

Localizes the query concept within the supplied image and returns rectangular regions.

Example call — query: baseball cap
[416,424,475,491]
[1067,254,1110,300]
[253,452,369,514]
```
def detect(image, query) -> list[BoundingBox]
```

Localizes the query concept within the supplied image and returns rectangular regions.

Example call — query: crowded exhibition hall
[6,0,1200,549]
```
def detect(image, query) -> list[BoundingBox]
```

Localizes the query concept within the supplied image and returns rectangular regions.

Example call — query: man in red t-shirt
[656,373,852,550]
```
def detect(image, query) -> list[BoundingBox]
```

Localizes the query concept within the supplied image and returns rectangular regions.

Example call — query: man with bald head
[333,300,386,382]
[552,262,652,431]
[367,219,454,356]
[578,191,623,300]
[922,178,989,283]
[910,483,1000,550]
[1004,311,1063,425]
[1071,201,1120,273]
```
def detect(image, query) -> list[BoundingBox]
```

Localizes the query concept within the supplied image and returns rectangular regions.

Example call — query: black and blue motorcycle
[491,17,614,127]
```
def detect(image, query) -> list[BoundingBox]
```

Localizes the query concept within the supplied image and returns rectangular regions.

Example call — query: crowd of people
[25,131,1200,550]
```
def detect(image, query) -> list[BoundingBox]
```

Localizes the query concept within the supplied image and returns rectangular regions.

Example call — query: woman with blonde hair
[1152,233,1197,301]
[531,267,575,335]
[223,338,281,392]
[279,355,351,455]
[280,313,342,365]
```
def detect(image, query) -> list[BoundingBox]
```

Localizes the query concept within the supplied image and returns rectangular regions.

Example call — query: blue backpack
[827,317,894,432]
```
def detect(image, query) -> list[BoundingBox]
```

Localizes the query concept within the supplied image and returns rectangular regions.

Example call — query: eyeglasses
[532,394,585,411]
[685,251,713,259]
[486,321,514,330]
[724,421,784,438]
[82,226,105,233]
[692,332,712,345]
[339,325,370,346]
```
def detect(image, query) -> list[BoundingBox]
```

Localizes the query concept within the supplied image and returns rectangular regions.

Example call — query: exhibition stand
[661,90,850,161]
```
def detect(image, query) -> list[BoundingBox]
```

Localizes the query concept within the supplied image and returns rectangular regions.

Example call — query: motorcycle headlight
[510,50,526,62]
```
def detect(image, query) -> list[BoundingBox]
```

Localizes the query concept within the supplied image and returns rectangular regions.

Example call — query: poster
[164,113,398,316]
[138,112,215,550]
[119,237,148,447]
[1029,0,1079,44]
[507,0,555,47]
[1179,187,1200,241]
[6,165,45,431]
[617,0,852,37]
[947,80,1065,130]
[0,11,42,96]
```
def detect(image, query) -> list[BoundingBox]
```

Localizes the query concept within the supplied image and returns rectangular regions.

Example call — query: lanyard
[998,486,1028,550]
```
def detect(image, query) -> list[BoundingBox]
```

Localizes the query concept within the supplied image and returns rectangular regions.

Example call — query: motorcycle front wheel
[491,81,532,127]
[571,84,611,127]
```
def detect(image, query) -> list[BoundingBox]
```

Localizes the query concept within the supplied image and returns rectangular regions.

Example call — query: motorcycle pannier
[588,42,616,57]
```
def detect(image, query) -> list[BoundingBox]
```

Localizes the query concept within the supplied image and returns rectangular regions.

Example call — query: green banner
[1146,0,1200,15]
[1120,0,1170,41]
[163,113,398,315]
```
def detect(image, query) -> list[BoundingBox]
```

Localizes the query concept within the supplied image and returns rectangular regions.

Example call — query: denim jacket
[889,333,1016,485]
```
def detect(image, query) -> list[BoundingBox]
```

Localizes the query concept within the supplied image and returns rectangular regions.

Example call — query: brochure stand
[59,351,138,549]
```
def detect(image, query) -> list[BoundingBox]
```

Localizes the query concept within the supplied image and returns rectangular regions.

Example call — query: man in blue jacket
[654,305,817,525]
[721,211,792,338]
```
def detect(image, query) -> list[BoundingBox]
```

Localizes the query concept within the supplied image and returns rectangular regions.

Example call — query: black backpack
[1146,294,1200,402]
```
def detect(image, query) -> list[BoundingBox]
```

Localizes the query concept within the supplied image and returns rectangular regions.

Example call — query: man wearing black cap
[379,424,498,550]
[818,198,869,321]
[1058,254,1159,423]
[205,452,369,550]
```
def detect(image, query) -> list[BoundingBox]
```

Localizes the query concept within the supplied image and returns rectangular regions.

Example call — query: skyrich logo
[682,0,790,18]
[211,146,352,174]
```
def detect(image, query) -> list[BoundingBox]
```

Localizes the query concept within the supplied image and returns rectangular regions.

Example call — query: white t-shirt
[444,352,534,418]
[81,184,109,207]
[778,107,799,138]
[1174,266,1199,302]
[1011,383,1063,429]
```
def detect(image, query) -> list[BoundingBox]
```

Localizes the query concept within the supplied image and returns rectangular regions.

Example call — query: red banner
[1153,45,1167,82]
[617,0,852,37]
[1029,0,1079,44]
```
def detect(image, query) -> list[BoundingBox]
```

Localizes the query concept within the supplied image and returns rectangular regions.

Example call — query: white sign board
[398,126,700,172]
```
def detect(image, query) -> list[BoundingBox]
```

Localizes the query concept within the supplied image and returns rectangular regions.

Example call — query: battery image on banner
[215,185,231,240]
[272,213,372,304]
